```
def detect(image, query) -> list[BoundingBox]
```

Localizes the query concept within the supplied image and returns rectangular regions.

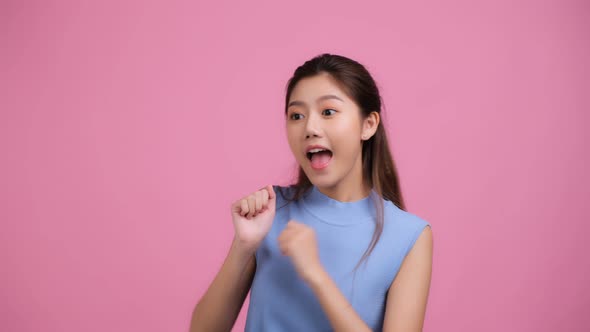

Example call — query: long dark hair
[277,53,406,272]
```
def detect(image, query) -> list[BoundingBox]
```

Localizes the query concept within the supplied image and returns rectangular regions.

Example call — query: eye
[289,113,303,120]
[323,109,336,116]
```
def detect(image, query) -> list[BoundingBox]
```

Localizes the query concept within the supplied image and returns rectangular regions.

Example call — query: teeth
[308,148,327,153]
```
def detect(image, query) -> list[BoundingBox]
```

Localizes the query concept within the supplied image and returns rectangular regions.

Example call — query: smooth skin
[190,72,433,332]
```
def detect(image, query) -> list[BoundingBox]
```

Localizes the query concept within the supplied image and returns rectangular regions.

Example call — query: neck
[318,183,371,202]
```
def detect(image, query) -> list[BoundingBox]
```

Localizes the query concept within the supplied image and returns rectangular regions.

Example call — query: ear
[361,111,380,141]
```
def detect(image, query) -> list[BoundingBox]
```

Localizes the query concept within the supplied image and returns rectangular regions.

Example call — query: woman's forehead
[289,75,352,106]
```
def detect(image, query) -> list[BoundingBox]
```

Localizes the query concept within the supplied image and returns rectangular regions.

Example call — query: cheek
[286,129,301,157]
[335,117,361,136]
[332,127,362,162]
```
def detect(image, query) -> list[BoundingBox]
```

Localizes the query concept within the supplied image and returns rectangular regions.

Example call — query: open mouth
[306,148,333,160]
[306,149,333,169]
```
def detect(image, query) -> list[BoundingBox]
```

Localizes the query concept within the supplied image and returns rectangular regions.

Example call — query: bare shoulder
[414,225,433,249]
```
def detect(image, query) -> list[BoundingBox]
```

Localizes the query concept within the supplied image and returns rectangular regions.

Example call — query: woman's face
[286,73,377,190]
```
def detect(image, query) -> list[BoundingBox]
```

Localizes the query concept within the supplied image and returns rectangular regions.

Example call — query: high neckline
[301,185,377,226]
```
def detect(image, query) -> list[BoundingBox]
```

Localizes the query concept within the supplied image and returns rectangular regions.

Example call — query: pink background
[1,0,588,331]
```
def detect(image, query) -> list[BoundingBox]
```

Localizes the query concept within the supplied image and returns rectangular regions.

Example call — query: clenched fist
[231,185,276,253]
[278,220,324,284]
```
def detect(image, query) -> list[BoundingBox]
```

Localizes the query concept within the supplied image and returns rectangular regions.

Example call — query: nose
[305,112,322,139]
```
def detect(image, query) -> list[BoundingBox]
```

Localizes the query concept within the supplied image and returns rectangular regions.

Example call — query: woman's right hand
[231,184,276,253]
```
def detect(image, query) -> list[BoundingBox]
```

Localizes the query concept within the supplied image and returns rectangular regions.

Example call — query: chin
[305,174,336,188]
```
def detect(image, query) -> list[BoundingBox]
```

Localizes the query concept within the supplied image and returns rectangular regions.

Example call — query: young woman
[190,53,433,332]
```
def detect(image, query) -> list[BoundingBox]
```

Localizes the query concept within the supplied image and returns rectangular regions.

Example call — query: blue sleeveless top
[244,185,431,331]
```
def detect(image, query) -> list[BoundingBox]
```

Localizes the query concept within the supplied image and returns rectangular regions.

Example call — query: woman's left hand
[278,220,324,284]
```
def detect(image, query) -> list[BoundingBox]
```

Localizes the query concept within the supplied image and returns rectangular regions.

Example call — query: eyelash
[289,109,337,120]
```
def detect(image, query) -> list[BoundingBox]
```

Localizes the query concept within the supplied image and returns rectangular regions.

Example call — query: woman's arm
[308,225,432,332]
[307,269,373,332]
[189,238,257,332]
[382,225,433,332]
[278,220,372,331]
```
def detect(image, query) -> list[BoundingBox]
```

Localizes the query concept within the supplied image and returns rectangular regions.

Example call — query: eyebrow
[287,94,344,108]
